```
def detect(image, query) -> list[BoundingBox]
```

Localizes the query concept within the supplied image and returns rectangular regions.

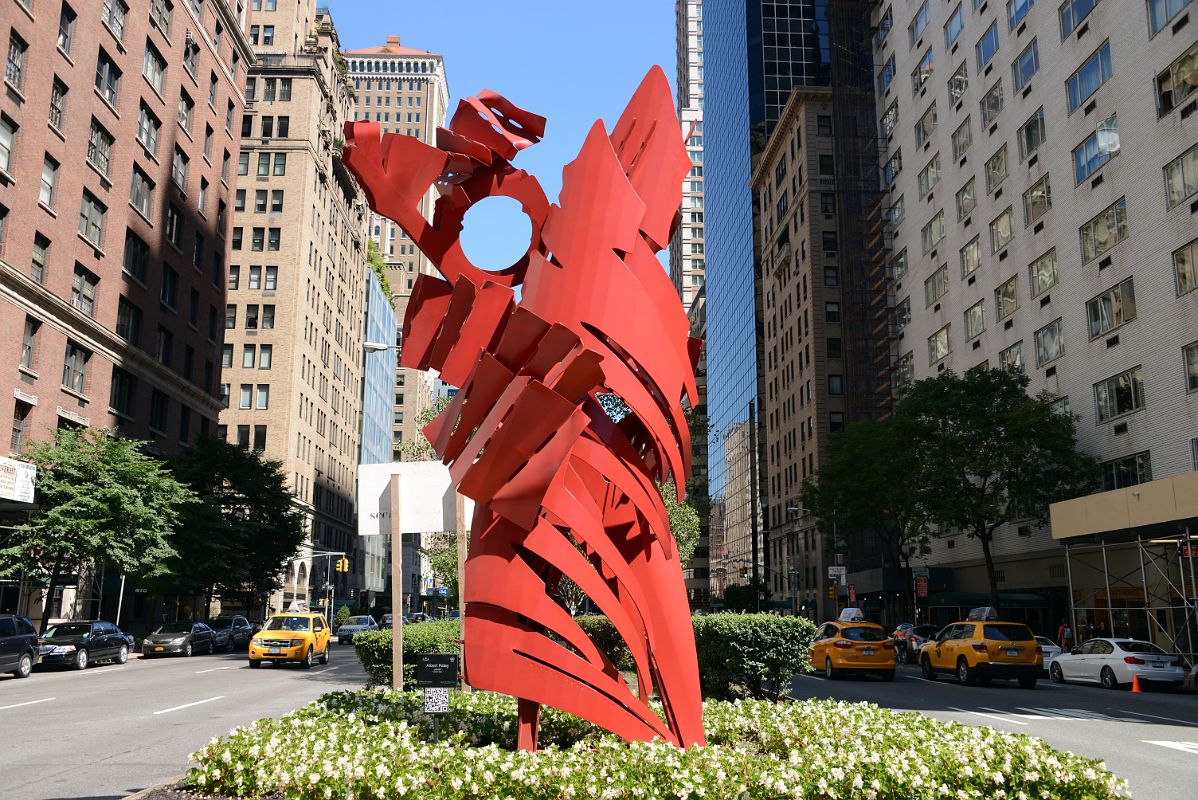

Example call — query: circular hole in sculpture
[459,196,533,272]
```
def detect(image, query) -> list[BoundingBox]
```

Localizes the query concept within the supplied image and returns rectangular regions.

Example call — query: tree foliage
[366,240,393,302]
[1,428,195,628]
[395,395,451,462]
[170,437,307,608]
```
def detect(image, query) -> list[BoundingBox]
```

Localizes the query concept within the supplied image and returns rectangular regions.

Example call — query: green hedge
[190,689,1126,799]
[353,620,460,689]
[356,614,814,698]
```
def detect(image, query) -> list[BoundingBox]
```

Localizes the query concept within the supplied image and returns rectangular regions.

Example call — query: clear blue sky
[326,0,677,268]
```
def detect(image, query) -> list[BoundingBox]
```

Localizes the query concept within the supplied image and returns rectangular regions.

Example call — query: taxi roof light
[838,608,867,623]
[966,606,1000,621]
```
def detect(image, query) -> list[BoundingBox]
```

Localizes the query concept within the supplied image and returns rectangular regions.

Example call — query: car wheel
[1100,666,1119,690]
[957,658,975,686]
[921,655,937,681]
[1018,675,1038,689]
[15,652,33,679]
[1050,662,1064,684]
[880,669,895,682]
[319,644,330,665]
[248,658,261,669]
[301,647,314,669]
[824,657,837,680]
[74,649,89,670]
[116,645,128,665]
[184,642,193,658]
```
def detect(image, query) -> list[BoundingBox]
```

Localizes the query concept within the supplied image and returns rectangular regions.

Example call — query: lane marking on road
[1125,710,1198,727]
[980,706,1050,721]
[948,706,1027,725]
[195,666,233,674]
[152,695,225,715]
[0,697,56,711]
[312,665,341,674]
[80,667,122,675]
[1143,740,1198,756]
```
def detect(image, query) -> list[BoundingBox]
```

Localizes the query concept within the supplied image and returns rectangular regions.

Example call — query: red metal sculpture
[342,66,704,750]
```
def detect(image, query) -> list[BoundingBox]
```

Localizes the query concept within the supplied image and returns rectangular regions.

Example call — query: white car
[1035,636,1062,667]
[1049,638,1188,690]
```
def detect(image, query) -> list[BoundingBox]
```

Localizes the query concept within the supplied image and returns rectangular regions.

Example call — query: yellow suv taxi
[919,608,1041,688]
[810,609,896,681]
[248,613,331,669]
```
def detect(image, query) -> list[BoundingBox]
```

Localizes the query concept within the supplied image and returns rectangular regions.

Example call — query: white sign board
[0,456,36,503]
[357,461,474,536]
[827,565,847,586]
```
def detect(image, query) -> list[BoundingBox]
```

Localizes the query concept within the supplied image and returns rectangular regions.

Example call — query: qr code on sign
[423,687,450,714]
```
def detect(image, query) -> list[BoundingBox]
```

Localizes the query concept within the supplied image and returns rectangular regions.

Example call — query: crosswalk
[948,705,1190,725]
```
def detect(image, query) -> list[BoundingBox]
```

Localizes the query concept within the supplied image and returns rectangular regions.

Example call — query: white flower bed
[189,690,1126,799]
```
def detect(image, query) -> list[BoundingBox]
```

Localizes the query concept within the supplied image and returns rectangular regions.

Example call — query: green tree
[661,479,700,565]
[366,239,393,302]
[421,531,461,597]
[1,428,196,631]
[334,604,351,628]
[395,395,451,462]
[896,368,1099,610]
[801,418,930,618]
[170,437,307,616]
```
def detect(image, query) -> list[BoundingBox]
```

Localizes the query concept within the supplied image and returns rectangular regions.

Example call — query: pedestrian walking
[1056,618,1074,652]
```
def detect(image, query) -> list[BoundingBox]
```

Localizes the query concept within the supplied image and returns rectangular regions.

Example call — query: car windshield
[347,616,372,625]
[153,623,192,634]
[1116,640,1167,655]
[42,623,91,638]
[208,618,232,629]
[265,616,311,631]
[841,626,889,642]
[984,624,1033,641]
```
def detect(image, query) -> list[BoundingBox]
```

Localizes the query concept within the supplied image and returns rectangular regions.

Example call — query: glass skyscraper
[705,0,832,597]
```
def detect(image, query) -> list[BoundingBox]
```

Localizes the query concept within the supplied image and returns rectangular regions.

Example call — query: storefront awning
[928,591,1048,609]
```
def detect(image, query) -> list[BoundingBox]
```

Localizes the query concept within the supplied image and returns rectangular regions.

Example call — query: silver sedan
[1048,638,1188,689]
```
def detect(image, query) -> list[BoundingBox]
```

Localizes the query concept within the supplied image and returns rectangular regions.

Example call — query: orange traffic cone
[1131,673,1142,693]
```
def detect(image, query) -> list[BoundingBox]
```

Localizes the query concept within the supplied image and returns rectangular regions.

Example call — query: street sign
[416,653,459,689]
[434,586,449,597]
[1181,543,1198,559]
[912,566,931,578]
[848,584,857,604]
[827,565,847,586]
[916,575,929,599]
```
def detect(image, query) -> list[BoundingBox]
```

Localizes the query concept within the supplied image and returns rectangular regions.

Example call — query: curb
[124,774,189,799]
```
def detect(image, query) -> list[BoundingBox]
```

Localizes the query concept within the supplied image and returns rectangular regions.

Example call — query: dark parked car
[0,614,40,679]
[207,616,253,652]
[39,620,130,670]
[897,625,939,663]
[141,622,217,657]
[336,615,378,645]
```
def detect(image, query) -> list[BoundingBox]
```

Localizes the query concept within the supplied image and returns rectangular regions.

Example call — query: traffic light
[827,581,835,600]
[739,564,748,579]
[335,557,350,573]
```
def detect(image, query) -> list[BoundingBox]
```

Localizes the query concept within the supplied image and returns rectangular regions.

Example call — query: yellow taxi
[918,607,1042,688]
[810,609,896,681]
[248,612,331,669]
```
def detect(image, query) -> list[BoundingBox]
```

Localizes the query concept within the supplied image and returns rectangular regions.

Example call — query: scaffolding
[1064,528,1198,662]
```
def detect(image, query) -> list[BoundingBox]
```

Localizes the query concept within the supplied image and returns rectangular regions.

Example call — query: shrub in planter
[190,690,1127,800]
[353,619,460,689]
[692,613,816,699]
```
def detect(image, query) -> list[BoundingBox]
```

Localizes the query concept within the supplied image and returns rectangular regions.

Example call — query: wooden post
[390,475,403,691]
[455,493,469,692]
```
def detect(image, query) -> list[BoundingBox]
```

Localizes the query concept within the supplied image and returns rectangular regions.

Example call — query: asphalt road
[792,663,1198,800]
[0,642,367,800]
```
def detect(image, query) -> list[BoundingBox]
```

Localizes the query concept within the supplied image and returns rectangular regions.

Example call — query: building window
[1073,114,1120,183]
[57,4,77,53]
[878,55,896,93]
[928,325,951,365]
[150,389,168,432]
[61,341,89,394]
[1035,319,1064,365]
[1102,452,1151,491]
[246,305,259,329]
[948,61,969,105]
[262,305,275,328]
[1080,197,1127,263]
[70,265,98,317]
[87,119,115,177]
[881,101,898,138]
[917,153,941,198]
[1060,0,1101,38]
[1176,238,1198,296]
[109,367,135,416]
[31,234,49,284]
[253,425,267,451]
[39,156,59,208]
[825,302,841,323]
[985,146,1008,193]
[178,91,194,133]
[1012,39,1039,91]
[1029,248,1058,296]
[20,317,38,370]
[956,178,976,221]
[1164,142,1198,209]
[999,341,1025,373]
[964,300,985,340]
[270,191,284,213]
[945,5,964,47]
[171,148,189,189]
[912,48,935,95]
[94,49,121,106]
[161,265,178,309]
[960,235,981,278]
[981,80,1005,127]
[1094,366,1145,422]
[130,166,154,218]
[265,266,278,290]
[116,297,140,344]
[1185,342,1198,392]
[123,229,149,282]
[909,1,931,46]
[995,274,1019,320]
[1149,0,1193,35]
[259,344,273,369]
[821,231,837,253]
[883,150,902,186]
[1018,108,1046,161]
[256,385,270,410]
[1156,39,1198,115]
[1087,277,1136,338]
[952,117,972,160]
[239,384,252,410]
[990,207,1014,253]
[101,0,128,39]
[137,104,161,156]
[225,304,236,329]
[829,412,845,433]
[150,0,172,35]
[272,153,287,176]
[1008,0,1036,28]
[78,192,106,247]
[143,42,166,94]
[6,30,27,91]
[155,326,173,366]
[976,22,1000,70]
[924,264,949,307]
[165,204,184,250]
[1023,175,1051,225]
[49,79,67,130]
[1067,41,1112,112]
[921,210,945,253]
[11,399,31,452]
[895,351,915,393]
